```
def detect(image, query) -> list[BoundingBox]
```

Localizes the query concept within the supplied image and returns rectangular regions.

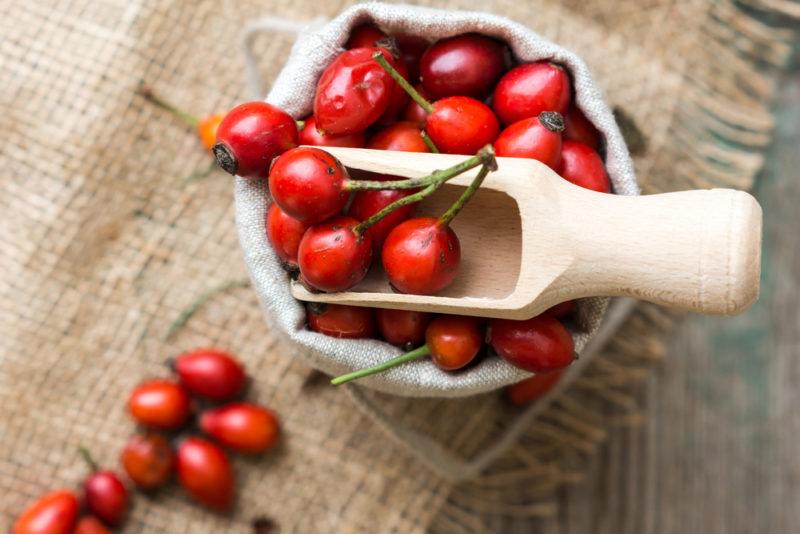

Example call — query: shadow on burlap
[0,0,795,532]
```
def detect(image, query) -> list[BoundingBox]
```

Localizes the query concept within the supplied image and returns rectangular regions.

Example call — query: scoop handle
[563,188,762,315]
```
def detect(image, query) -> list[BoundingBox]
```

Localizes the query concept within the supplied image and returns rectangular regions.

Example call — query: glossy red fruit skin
[377,60,411,125]
[13,490,78,534]
[121,433,175,490]
[345,24,386,49]
[402,84,430,127]
[266,204,311,268]
[368,122,429,153]
[348,186,417,253]
[420,34,506,99]
[493,62,571,126]
[506,369,564,406]
[563,106,601,150]
[314,48,396,135]
[268,147,350,224]
[298,116,366,148]
[127,379,190,430]
[376,309,432,347]
[175,347,246,401]
[426,315,482,370]
[297,216,373,292]
[488,315,575,373]
[382,217,460,295]
[427,97,500,155]
[176,437,234,511]
[84,471,128,526]
[395,34,430,81]
[74,516,111,534]
[213,102,298,180]
[558,141,611,193]
[200,403,280,454]
[545,300,575,319]
[307,303,376,338]
[494,115,563,169]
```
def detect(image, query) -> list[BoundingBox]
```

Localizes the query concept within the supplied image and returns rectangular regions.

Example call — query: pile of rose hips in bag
[209,25,612,385]
[13,349,279,533]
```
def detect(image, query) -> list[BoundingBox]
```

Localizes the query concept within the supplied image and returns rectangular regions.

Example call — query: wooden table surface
[503,66,800,534]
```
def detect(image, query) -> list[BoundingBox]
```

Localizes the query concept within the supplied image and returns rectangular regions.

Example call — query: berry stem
[331,345,431,385]
[137,82,200,128]
[79,446,99,472]
[439,146,497,227]
[354,183,436,236]
[420,130,439,153]
[372,51,434,114]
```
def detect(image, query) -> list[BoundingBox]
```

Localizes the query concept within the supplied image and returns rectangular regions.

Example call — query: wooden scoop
[291,148,762,320]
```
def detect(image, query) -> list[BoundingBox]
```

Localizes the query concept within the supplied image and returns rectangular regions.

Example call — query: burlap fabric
[1,0,794,532]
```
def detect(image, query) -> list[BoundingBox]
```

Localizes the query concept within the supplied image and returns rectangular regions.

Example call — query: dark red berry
[83,471,128,526]
[426,315,482,370]
[492,62,571,126]
[376,308,432,347]
[558,140,610,193]
[266,204,311,269]
[426,96,500,155]
[200,402,280,454]
[505,369,564,406]
[74,516,111,534]
[307,303,376,339]
[121,433,175,490]
[268,147,350,224]
[348,181,417,252]
[176,437,234,511]
[563,106,601,150]
[298,216,372,292]
[345,24,386,49]
[420,34,506,99]
[488,315,574,373]
[402,84,430,127]
[213,102,298,179]
[368,122,429,152]
[395,34,430,81]
[494,111,564,169]
[174,348,246,401]
[127,379,190,430]
[298,116,366,148]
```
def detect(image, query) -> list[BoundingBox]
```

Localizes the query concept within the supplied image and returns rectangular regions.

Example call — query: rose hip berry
[376,309,432,348]
[420,33,506,99]
[298,116,366,148]
[395,34,430,81]
[174,348,246,401]
[345,24,387,49]
[268,147,350,224]
[402,84,430,128]
[176,437,234,511]
[367,122,429,153]
[494,111,565,169]
[297,216,373,292]
[200,402,280,454]
[505,369,564,406]
[558,140,611,193]
[349,184,417,252]
[314,47,398,135]
[307,303,376,339]
[266,204,311,270]
[488,315,574,373]
[82,471,128,527]
[74,516,111,534]
[121,433,175,490]
[493,62,572,126]
[213,101,298,179]
[563,106,601,150]
[127,379,190,430]
[13,490,78,534]
[426,96,500,155]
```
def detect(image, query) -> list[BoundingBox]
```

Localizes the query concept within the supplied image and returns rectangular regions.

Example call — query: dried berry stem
[372,51,434,114]
[79,446,99,472]
[331,345,431,385]
[137,82,200,128]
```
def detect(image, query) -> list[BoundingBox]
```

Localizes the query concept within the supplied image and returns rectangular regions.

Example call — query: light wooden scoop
[291,148,762,320]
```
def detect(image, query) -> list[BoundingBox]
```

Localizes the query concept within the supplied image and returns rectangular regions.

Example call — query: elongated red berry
[127,379,190,430]
[493,62,571,126]
[176,437,234,510]
[488,315,574,373]
[83,471,128,526]
[13,490,78,534]
[200,402,280,454]
[307,303,376,338]
[174,348,246,401]
[420,34,506,99]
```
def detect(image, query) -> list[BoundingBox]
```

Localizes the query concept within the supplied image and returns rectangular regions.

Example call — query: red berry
[382,217,460,295]
[545,300,576,319]
[492,62,571,126]
[426,315,482,370]
[420,34,506,99]
[563,106,601,150]
[348,176,417,252]
[83,471,128,526]
[314,47,397,135]
[175,348,246,401]
[200,402,280,454]
[376,309,432,348]
[268,147,350,224]
[505,369,564,406]
[307,303,376,339]
[13,490,78,534]
[266,204,311,269]
[395,34,430,81]
[558,141,610,193]
[74,516,111,534]
[121,433,175,490]
[345,24,386,49]
[377,60,411,125]
[494,112,564,169]
[213,102,298,180]
[298,216,372,292]
[298,116,366,148]
[368,122,429,153]
[127,379,190,430]
[426,96,500,155]
[402,84,429,128]
[488,315,574,373]
[176,437,234,511]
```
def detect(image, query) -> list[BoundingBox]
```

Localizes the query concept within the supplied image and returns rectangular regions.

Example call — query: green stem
[354,183,435,236]
[331,345,431,385]
[137,82,199,128]
[420,130,439,153]
[372,51,434,114]
[79,446,99,472]
[439,157,496,227]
